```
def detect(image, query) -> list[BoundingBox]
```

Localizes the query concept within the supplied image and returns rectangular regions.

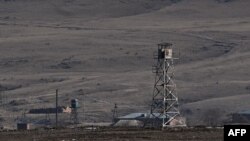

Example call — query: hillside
[0,0,250,127]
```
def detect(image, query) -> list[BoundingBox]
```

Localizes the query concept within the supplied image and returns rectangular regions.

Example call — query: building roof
[117,113,166,120]
[236,110,250,115]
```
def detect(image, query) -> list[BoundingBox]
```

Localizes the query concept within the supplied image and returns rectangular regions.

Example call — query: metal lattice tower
[150,43,180,127]
[71,108,79,124]
[70,99,80,124]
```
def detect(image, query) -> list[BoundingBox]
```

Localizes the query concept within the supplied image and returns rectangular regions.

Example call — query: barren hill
[0,0,250,127]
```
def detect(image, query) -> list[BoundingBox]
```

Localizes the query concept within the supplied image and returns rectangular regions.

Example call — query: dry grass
[0,0,250,127]
[0,127,223,141]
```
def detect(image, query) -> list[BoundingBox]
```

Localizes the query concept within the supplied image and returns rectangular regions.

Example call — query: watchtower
[151,43,180,127]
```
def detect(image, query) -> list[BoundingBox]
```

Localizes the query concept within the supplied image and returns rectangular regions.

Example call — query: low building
[17,123,31,130]
[29,106,71,114]
[114,113,186,127]
[232,110,250,123]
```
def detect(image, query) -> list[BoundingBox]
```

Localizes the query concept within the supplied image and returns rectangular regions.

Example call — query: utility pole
[0,91,5,108]
[112,103,118,123]
[56,89,58,128]
[0,91,2,106]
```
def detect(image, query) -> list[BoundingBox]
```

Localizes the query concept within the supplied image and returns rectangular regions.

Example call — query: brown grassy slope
[0,0,250,126]
[0,0,178,21]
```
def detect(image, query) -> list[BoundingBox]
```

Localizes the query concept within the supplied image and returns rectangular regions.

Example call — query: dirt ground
[0,127,223,141]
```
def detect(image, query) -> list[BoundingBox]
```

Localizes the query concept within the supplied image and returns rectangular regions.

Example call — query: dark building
[232,110,250,124]
[17,123,30,130]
